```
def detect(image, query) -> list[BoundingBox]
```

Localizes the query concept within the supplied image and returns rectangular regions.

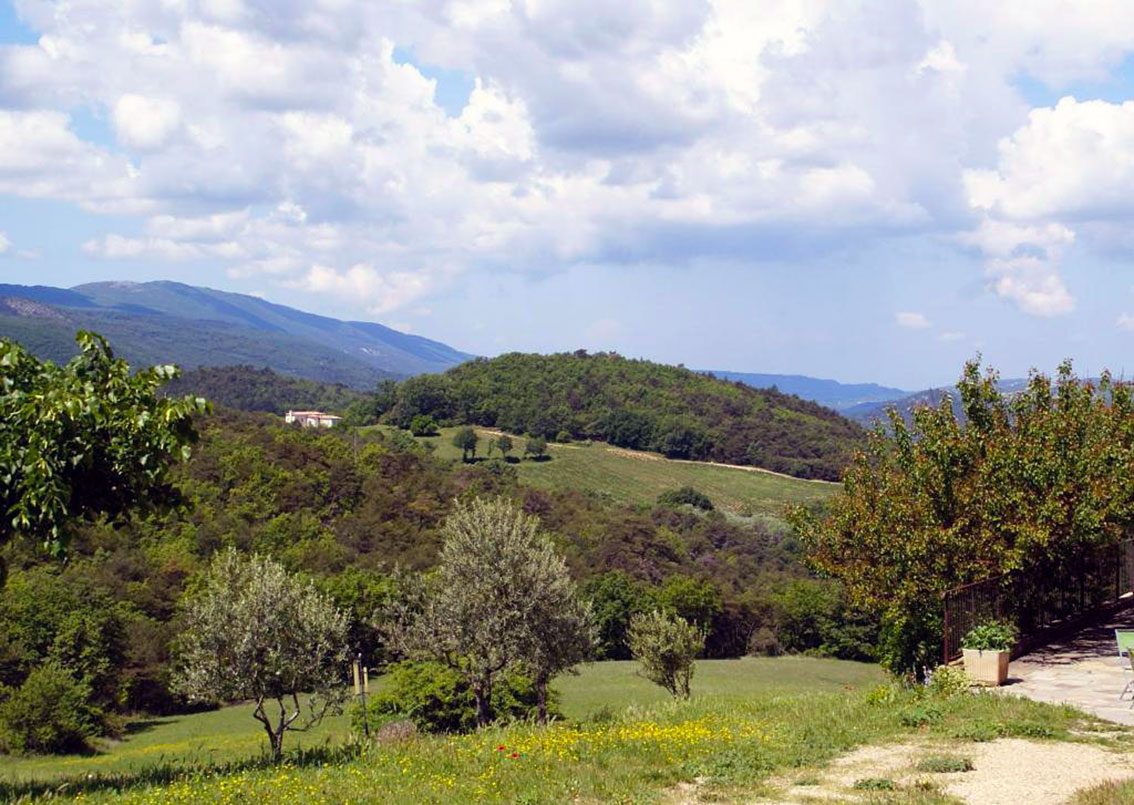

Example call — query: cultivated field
[367,425,838,518]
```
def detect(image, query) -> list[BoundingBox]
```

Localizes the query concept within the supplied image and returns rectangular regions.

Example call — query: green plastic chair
[1117,631,1134,700]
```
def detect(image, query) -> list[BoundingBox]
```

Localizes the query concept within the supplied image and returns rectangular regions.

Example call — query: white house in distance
[284,410,343,428]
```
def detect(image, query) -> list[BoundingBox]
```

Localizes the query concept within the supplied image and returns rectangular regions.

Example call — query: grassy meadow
[3,657,1126,804]
[3,658,1122,804]
[366,425,837,518]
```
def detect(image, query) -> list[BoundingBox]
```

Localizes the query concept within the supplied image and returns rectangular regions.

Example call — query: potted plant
[961,620,1017,686]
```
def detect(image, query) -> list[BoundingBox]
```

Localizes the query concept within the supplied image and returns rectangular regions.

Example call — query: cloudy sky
[2,1,1134,389]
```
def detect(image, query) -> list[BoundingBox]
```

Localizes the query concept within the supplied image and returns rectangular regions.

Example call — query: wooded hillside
[386,352,865,480]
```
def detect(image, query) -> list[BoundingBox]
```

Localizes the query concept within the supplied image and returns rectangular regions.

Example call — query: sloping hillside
[0,281,472,384]
[386,351,865,480]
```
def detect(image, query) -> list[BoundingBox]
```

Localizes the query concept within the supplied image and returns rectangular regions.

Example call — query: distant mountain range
[702,370,910,412]
[0,281,472,387]
[842,378,1033,424]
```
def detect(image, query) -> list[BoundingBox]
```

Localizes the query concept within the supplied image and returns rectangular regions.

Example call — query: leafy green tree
[524,436,548,460]
[656,575,723,637]
[628,609,704,700]
[452,427,479,462]
[583,572,654,660]
[657,486,714,511]
[385,498,588,727]
[0,332,208,557]
[410,414,440,437]
[792,359,1134,676]
[0,662,101,755]
[495,434,514,460]
[173,549,349,759]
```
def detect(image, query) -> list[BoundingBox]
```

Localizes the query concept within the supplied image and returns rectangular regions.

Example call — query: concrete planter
[962,648,1010,686]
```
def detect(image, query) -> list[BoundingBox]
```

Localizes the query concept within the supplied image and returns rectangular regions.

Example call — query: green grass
[2,658,1123,804]
[0,658,880,783]
[368,425,837,517]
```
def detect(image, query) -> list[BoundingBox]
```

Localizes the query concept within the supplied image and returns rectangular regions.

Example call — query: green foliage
[656,575,723,635]
[494,434,514,459]
[926,664,970,697]
[915,754,974,773]
[582,572,654,660]
[771,579,878,662]
[359,661,554,734]
[172,550,349,758]
[409,415,439,437]
[0,331,208,555]
[657,486,714,511]
[523,436,547,459]
[961,620,1017,652]
[794,358,1134,676]
[628,610,705,700]
[0,568,130,714]
[385,499,591,726]
[163,366,362,416]
[382,352,863,480]
[451,427,478,461]
[0,662,102,755]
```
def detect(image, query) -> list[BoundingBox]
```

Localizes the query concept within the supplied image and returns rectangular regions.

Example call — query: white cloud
[113,94,182,151]
[896,312,931,329]
[1119,313,1134,332]
[939,330,965,342]
[0,232,10,254]
[4,0,1134,317]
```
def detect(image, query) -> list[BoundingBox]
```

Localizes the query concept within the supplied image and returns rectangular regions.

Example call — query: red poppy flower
[510,752,520,759]
[496,745,506,751]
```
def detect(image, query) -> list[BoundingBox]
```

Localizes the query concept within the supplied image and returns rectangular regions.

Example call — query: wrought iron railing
[942,538,1134,663]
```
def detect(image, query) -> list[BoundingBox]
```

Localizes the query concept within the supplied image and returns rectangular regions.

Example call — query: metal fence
[942,538,1134,663]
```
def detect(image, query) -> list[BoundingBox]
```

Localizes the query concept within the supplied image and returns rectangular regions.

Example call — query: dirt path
[744,739,1134,804]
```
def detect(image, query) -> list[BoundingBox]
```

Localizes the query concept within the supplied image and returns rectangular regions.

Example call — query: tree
[452,427,478,462]
[495,434,514,461]
[656,575,723,636]
[657,486,714,511]
[385,498,590,727]
[791,359,1134,676]
[524,436,548,460]
[517,548,594,723]
[0,332,208,558]
[583,571,653,660]
[173,549,349,759]
[410,414,439,437]
[628,609,704,700]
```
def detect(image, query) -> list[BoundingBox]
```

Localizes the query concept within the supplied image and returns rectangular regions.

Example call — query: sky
[3,2,1134,389]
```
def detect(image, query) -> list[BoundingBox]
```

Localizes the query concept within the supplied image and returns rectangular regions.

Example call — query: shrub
[916,755,974,773]
[927,664,970,697]
[961,620,1017,652]
[359,661,555,734]
[657,486,713,511]
[628,610,705,700]
[0,663,102,755]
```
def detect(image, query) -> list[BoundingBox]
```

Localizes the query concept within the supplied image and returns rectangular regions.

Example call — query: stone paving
[1006,607,1134,725]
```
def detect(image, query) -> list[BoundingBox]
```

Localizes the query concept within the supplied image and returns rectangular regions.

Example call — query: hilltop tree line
[351,352,864,481]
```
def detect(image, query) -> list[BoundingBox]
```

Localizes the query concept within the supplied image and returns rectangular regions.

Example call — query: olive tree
[385,497,592,727]
[173,550,349,759]
[0,332,207,558]
[628,609,704,700]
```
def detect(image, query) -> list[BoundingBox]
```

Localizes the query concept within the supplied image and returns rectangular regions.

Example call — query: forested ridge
[162,365,365,415]
[384,351,865,480]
